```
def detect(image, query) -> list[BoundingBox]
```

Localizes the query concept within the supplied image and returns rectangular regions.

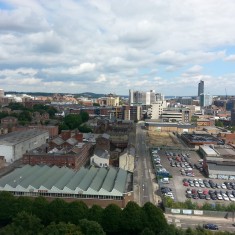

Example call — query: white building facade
[0,129,49,163]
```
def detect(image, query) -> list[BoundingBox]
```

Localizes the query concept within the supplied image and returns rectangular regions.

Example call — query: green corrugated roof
[66,167,88,190]
[30,166,59,188]
[0,165,131,197]
[79,166,98,191]
[53,170,76,190]
[89,167,108,191]
[101,167,117,192]
[0,165,33,187]
[113,168,127,193]
[42,167,68,189]
[20,165,51,188]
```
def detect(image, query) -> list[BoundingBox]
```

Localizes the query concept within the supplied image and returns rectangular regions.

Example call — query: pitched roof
[0,165,132,196]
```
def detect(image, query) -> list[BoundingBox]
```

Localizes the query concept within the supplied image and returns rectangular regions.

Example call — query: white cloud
[66,63,96,75]
[0,0,234,95]
[95,74,107,83]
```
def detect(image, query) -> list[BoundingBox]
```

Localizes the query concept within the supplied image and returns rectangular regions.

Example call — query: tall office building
[0,89,4,98]
[198,80,204,96]
[129,89,156,106]
[200,94,212,107]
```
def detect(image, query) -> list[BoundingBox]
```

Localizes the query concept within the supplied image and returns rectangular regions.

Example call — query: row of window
[11,191,123,200]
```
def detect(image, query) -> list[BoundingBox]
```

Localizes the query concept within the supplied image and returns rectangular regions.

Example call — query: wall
[0,145,13,163]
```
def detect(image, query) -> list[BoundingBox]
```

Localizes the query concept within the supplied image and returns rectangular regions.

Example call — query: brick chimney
[73,131,83,142]
[61,130,71,140]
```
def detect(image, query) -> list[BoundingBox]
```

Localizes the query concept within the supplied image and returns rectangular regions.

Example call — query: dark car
[203,223,218,230]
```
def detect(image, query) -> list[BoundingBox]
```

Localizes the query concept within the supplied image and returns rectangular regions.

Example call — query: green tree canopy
[0,211,43,235]
[42,222,82,235]
[142,202,168,234]
[64,114,82,129]
[101,204,122,234]
[120,201,145,235]
[80,111,89,122]
[64,201,88,225]
[88,204,104,225]
[79,219,105,235]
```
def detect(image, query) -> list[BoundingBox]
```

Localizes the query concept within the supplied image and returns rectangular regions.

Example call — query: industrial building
[145,121,196,133]
[199,145,235,179]
[181,133,224,147]
[0,165,133,207]
[0,129,49,163]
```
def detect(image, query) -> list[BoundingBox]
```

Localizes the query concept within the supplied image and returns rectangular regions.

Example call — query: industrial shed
[0,165,133,207]
[0,129,49,163]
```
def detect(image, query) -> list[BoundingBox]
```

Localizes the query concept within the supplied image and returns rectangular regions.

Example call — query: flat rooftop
[0,129,48,146]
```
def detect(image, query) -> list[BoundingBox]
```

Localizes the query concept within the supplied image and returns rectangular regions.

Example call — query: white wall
[0,145,13,162]
[90,155,109,167]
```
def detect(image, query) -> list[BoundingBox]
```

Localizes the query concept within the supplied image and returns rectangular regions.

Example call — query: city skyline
[1,1,235,96]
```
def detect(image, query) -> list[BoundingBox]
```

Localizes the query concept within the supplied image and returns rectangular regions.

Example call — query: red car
[183,181,189,186]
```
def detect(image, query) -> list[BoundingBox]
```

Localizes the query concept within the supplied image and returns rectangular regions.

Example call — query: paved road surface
[134,122,157,206]
[166,213,235,232]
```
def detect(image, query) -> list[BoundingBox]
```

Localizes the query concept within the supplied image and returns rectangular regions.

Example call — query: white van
[160,178,170,184]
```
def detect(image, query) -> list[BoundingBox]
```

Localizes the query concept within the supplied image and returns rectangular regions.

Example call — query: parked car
[203,224,218,230]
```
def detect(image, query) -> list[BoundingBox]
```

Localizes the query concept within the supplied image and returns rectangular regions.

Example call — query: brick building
[22,142,93,169]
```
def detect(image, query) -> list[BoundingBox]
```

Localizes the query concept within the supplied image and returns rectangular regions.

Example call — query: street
[166,213,235,232]
[134,122,157,206]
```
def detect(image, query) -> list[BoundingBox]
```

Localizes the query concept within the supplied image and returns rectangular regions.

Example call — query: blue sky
[0,0,235,96]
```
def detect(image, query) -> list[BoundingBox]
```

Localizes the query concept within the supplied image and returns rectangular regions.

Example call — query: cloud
[224,54,235,61]
[0,0,234,95]
[66,63,96,75]
[95,74,107,83]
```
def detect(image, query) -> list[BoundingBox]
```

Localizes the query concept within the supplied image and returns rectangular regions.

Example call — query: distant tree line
[0,192,234,235]
[0,103,58,125]
[59,112,92,133]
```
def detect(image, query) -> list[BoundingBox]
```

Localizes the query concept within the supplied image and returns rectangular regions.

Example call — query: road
[166,213,235,232]
[134,122,156,206]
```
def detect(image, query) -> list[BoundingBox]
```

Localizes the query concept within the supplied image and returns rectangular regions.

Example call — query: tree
[142,202,168,234]
[64,114,82,129]
[0,211,43,235]
[42,222,82,235]
[32,197,49,225]
[12,197,33,216]
[215,120,224,127]
[79,219,105,235]
[44,199,68,224]
[93,103,100,106]
[88,204,104,225]
[101,204,122,234]
[140,228,155,235]
[18,111,32,123]
[0,192,16,226]
[120,201,145,235]
[78,124,92,133]
[191,116,199,123]
[80,111,89,122]
[64,201,88,225]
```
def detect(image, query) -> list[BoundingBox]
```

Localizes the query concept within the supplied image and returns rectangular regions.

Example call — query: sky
[1,0,235,96]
